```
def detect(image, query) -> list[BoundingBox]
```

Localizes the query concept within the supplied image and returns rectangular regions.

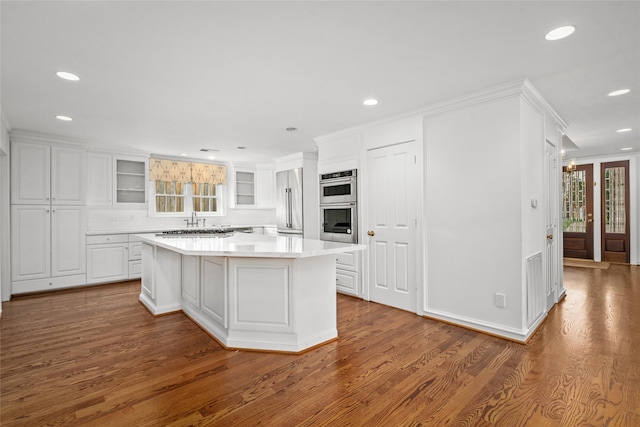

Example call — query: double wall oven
[320,169,358,244]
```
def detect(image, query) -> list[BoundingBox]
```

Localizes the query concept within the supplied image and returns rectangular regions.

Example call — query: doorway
[562,164,594,259]
[601,160,630,263]
[366,141,417,313]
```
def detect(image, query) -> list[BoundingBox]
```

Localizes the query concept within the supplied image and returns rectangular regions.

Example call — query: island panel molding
[138,233,364,352]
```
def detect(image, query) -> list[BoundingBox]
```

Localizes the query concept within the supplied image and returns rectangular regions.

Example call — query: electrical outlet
[495,293,506,308]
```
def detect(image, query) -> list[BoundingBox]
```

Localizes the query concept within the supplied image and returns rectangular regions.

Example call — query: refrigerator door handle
[287,188,293,228]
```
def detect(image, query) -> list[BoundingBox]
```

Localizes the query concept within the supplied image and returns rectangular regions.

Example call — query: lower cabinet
[336,251,360,296]
[86,233,143,284]
[86,234,129,284]
[128,235,143,279]
[11,205,86,294]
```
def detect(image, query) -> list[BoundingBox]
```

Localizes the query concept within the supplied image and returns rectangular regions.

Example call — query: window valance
[149,158,227,185]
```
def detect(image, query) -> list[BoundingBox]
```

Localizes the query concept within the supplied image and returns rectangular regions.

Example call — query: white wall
[424,96,524,331]
[1,112,11,304]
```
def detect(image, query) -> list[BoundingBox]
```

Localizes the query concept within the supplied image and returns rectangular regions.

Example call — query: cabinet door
[51,207,86,277]
[87,153,113,205]
[11,205,50,281]
[236,170,255,206]
[256,168,275,208]
[11,141,50,204]
[86,243,129,284]
[114,156,147,205]
[51,146,86,205]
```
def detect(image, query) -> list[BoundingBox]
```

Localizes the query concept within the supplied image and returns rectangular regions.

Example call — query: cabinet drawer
[129,260,142,278]
[336,251,358,269]
[87,234,128,245]
[129,242,143,260]
[336,269,357,295]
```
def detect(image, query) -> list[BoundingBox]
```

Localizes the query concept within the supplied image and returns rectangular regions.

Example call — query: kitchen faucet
[185,211,201,227]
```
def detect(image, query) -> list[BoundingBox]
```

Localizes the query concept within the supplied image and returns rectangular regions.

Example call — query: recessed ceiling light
[621,147,633,151]
[363,98,378,106]
[55,115,72,121]
[208,155,215,160]
[56,71,79,81]
[545,26,575,41]
[617,128,632,133]
[179,153,187,156]
[608,89,630,97]
[285,127,297,132]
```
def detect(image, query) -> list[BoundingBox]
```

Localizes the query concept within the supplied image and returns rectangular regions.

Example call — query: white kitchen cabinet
[86,234,129,284]
[11,205,87,294]
[11,140,86,205]
[128,234,143,279]
[335,250,360,296]
[114,155,147,205]
[235,170,255,206]
[256,167,275,208]
[87,152,113,206]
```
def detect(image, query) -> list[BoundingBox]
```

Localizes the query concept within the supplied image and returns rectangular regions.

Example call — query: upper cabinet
[235,170,255,206]
[87,152,113,206]
[229,163,275,209]
[11,138,86,205]
[114,156,147,205]
[86,152,147,206]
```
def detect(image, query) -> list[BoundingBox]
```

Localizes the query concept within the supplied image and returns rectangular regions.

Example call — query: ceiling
[1,1,638,163]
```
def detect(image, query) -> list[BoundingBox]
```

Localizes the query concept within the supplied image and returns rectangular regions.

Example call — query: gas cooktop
[155,229,235,237]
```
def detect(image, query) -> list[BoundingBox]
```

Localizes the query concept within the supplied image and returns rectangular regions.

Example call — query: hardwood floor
[2,265,639,426]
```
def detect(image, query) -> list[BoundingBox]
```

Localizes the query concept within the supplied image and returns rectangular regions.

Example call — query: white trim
[315,79,566,144]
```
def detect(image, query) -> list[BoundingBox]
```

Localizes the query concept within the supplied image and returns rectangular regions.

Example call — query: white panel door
[366,141,417,312]
[11,205,50,281]
[545,140,559,310]
[51,206,86,276]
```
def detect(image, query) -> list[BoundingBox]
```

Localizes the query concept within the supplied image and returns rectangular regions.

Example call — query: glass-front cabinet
[235,171,255,206]
[115,156,147,205]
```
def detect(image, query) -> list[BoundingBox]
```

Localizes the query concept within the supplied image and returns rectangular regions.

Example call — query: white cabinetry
[114,156,147,205]
[335,251,360,296]
[11,140,85,205]
[256,166,275,208]
[128,234,143,278]
[11,206,87,294]
[10,136,87,295]
[229,163,275,209]
[235,170,255,206]
[86,234,129,284]
[87,152,113,206]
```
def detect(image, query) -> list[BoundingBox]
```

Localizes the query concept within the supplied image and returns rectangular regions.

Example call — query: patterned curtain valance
[149,158,227,185]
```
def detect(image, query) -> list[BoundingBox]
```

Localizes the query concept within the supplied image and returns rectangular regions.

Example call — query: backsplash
[87,207,277,232]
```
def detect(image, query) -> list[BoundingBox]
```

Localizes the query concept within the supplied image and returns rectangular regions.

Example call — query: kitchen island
[137,232,365,353]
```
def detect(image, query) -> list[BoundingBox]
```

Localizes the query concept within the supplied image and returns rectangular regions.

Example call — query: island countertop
[137,232,366,258]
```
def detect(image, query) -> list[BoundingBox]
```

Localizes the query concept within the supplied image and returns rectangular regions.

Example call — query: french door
[601,161,630,263]
[562,164,594,259]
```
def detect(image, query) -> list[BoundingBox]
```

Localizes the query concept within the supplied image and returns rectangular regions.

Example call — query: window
[148,157,227,217]
[155,181,185,213]
[192,183,218,213]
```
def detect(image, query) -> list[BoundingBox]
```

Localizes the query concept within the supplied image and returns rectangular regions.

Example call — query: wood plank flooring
[1,265,639,426]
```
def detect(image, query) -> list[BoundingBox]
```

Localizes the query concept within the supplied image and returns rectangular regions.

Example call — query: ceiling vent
[200,148,219,152]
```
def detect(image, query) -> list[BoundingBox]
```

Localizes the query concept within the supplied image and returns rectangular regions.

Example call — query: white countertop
[137,232,366,258]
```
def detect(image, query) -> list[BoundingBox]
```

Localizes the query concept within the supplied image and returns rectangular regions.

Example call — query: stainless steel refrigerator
[276,168,303,236]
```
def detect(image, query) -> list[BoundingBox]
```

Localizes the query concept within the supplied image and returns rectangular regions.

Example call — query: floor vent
[526,252,544,327]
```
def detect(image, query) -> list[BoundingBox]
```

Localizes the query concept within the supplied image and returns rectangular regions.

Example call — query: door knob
[546,234,553,240]
[367,230,375,237]
[587,219,593,223]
